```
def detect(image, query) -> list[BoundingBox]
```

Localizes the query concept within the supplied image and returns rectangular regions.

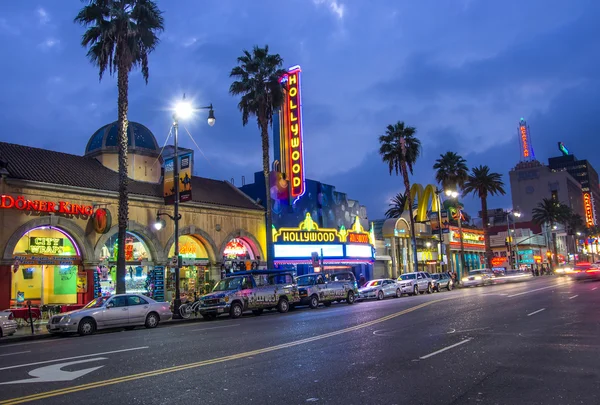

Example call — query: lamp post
[506,210,521,269]
[158,97,215,316]
[434,188,446,274]
[445,189,466,281]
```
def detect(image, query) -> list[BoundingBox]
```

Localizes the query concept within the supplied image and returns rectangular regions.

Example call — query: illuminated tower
[518,118,535,162]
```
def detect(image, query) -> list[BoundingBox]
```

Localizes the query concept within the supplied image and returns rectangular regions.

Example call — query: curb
[0,315,206,345]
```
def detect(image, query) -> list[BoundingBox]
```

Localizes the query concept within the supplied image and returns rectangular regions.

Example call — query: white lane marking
[447,327,489,334]
[0,351,31,357]
[189,324,240,332]
[0,358,106,385]
[569,295,579,300]
[592,287,598,291]
[419,338,472,359]
[507,284,564,297]
[0,346,148,371]
[527,308,546,317]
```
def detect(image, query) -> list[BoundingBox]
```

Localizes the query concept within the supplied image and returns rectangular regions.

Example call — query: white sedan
[47,294,172,336]
[0,310,18,338]
[359,279,401,300]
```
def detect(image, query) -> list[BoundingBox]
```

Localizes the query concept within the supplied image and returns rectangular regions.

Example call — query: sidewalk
[0,314,205,345]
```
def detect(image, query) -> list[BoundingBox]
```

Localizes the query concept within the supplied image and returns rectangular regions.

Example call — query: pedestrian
[358,273,366,287]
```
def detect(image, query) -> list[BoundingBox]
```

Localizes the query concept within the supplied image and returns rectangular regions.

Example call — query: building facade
[0,122,266,309]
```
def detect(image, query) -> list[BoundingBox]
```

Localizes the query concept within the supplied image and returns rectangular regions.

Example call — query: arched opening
[11,226,82,306]
[167,235,212,300]
[98,231,154,296]
[221,237,259,274]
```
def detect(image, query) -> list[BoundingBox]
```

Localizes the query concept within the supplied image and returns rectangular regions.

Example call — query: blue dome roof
[85,121,159,156]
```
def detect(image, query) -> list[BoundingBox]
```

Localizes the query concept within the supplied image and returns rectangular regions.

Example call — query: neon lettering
[281,67,305,199]
[584,192,594,227]
[1,195,14,209]
[0,195,94,216]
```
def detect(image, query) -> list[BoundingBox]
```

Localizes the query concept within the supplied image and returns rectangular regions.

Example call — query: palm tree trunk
[401,163,418,273]
[551,221,558,268]
[115,65,129,294]
[260,115,274,269]
[480,195,492,269]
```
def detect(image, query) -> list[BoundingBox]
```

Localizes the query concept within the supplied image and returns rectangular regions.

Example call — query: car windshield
[366,280,382,287]
[84,297,108,308]
[213,277,244,291]
[297,275,316,286]
[400,274,416,280]
[430,274,441,280]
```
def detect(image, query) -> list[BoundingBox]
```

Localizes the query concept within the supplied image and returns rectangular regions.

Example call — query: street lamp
[506,209,521,269]
[168,96,215,316]
[445,189,466,281]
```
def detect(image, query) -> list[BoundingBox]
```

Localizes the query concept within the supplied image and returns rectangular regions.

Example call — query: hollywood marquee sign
[273,213,374,245]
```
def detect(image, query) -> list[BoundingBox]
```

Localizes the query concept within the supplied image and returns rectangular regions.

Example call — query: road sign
[0,357,106,384]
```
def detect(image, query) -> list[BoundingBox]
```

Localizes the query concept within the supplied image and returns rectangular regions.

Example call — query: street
[0,277,598,405]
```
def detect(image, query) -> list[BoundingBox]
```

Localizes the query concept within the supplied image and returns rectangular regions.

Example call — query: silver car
[0,310,18,338]
[358,279,401,300]
[397,272,434,295]
[461,269,494,287]
[47,294,172,336]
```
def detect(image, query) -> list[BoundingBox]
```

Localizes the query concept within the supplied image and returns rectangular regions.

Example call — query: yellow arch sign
[404,183,440,222]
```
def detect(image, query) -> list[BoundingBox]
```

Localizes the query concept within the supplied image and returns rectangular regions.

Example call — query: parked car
[296,270,359,307]
[397,272,434,295]
[461,269,494,287]
[47,294,172,336]
[430,273,453,292]
[358,279,401,300]
[198,270,300,319]
[0,310,17,338]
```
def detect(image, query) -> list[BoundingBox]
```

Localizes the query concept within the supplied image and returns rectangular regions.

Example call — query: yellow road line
[0,298,448,405]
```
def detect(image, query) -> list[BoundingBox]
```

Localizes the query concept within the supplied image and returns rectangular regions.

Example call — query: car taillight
[586,269,600,273]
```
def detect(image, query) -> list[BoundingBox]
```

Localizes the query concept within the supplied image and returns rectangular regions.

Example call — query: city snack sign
[280,65,306,200]
[1,194,95,216]
[29,237,64,255]
[273,213,374,245]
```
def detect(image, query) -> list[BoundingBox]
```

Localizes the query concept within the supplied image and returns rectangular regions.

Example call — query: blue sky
[0,1,598,219]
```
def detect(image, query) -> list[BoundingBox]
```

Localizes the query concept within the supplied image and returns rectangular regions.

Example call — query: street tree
[75,0,164,293]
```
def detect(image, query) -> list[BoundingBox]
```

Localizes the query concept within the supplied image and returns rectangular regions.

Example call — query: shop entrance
[222,238,258,274]
[11,226,82,306]
[168,235,211,301]
[98,231,153,296]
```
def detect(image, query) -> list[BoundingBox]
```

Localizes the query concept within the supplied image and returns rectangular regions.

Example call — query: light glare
[175,101,193,119]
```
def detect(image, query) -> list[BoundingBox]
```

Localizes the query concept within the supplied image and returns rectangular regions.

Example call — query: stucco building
[0,122,266,309]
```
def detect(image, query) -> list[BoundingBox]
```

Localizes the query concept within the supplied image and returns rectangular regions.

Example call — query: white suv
[397,272,434,296]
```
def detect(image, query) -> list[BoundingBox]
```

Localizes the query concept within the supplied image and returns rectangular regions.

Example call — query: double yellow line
[1,299,446,405]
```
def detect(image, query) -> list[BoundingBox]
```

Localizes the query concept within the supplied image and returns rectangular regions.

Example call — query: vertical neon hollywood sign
[583,192,595,227]
[280,65,306,202]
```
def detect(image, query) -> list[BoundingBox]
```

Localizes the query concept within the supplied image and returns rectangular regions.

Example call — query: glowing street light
[444,189,467,279]
[174,101,193,120]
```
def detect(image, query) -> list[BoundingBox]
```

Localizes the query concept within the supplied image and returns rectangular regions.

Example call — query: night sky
[1,1,598,219]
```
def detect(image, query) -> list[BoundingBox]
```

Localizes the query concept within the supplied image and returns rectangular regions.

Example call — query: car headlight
[474,276,482,280]
[223,296,229,303]
[61,315,71,323]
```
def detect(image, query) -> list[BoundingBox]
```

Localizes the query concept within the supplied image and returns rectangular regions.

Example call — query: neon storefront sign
[1,194,95,216]
[280,65,306,201]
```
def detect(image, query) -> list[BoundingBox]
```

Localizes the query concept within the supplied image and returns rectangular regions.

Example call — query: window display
[167,235,211,300]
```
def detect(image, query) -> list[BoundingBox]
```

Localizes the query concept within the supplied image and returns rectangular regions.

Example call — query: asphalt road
[0,276,598,405]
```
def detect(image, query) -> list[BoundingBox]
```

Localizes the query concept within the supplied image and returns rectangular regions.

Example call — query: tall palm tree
[463,165,506,269]
[230,45,286,268]
[385,192,408,219]
[75,0,164,294]
[433,151,469,191]
[379,122,422,272]
[532,198,571,266]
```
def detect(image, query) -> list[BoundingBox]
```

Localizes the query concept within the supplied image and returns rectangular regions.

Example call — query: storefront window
[11,226,81,305]
[167,235,210,300]
[222,238,256,273]
[98,232,152,296]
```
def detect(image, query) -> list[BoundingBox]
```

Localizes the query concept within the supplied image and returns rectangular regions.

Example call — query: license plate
[217,308,224,313]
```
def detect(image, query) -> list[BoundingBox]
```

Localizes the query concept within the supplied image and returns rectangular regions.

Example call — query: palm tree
[385,192,408,219]
[230,45,286,268]
[532,198,571,267]
[75,0,164,294]
[433,151,469,191]
[463,165,506,269]
[379,122,422,272]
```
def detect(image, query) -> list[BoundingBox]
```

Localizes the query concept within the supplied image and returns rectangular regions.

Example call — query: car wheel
[277,298,289,313]
[413,285,419,296]
[347,291,356,305]
[78,317,96,336]
[323,301,332,307]
[309,295,319,309]
[252,309,264,316]
[230,302,243,319]
[427,284,433,294]
[145,313,159,329]
[435,285,440,293]
[396,289,401,298]
[377,290,384,300]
